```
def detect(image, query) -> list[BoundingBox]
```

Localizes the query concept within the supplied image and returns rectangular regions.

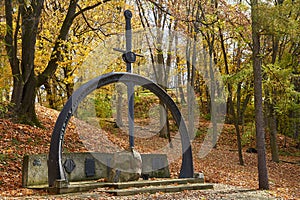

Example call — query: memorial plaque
[85,158,95,177]
[64,159,76,174]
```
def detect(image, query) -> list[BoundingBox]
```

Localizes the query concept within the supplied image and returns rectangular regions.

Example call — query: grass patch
[12,138,20,145]
[0,153,8,164]
[195,129,206,137]
[241,123,255,146]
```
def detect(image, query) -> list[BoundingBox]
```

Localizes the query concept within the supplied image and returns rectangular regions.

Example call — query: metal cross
[113,10,142,149]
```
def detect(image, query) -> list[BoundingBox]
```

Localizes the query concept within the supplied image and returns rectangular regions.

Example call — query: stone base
[23,152,169,188]
[108,149,142,182]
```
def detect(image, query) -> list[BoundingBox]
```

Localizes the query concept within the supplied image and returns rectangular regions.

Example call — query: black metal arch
[48,72,194,187]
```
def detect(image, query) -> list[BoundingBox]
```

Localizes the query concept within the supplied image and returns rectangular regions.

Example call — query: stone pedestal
[23,152,169,188]
[108,149,142,182]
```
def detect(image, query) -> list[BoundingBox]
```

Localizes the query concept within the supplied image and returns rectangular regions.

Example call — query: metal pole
[124,10,135,149]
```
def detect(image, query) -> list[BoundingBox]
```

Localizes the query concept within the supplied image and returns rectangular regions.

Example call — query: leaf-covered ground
[0,105,299,199]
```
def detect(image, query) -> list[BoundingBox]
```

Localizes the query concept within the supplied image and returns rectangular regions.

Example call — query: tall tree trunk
[5,0,21,105]
[5,0,111,125]
[38,0,79,86]
[155,5,169,138]
[209,44,218,148]
[173,25,186,104]
[202,45,210,115]
[116,84,124,127]
[136,0,168,138]
[219,25,244,164]
[63,66,75,99]
[199,0,218,148]
[185,0,194,139]
[44,79,57,109]
[186,24,192,129]
[176,55,186,104]
[6,0,44,124]
[251,0,269,189]
[235,83,244,165]
[220,28,233,124]
[266,35,280,163]
[292,76,300,147]
[186,33,197,139]
[235,52,246,165]
[157,52,169,138]
[157,38,168,138]
[268,103,279,162]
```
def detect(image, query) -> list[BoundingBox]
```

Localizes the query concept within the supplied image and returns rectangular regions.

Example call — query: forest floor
[0,105,299,199]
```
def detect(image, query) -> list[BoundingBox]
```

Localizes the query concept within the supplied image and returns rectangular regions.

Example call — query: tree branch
[37,0,78,86]
[76,4,109,39]
[38,0,112,86]
[4,0,14,68]
[146,0,172,16]
[73,0,112,19]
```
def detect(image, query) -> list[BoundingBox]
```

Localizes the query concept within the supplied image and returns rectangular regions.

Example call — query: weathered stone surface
[22,152,110,187]
[22,154,49,187]
[22,152,169,188]
[141,154,170,178]
[108,149,142,182]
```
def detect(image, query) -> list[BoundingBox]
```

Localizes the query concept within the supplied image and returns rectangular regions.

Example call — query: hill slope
[0,105,299,199]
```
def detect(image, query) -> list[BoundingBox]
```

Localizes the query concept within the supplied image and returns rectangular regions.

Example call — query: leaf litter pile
[0,105,299,199]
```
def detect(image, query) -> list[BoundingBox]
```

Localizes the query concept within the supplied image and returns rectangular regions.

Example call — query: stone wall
[22,152,170,188]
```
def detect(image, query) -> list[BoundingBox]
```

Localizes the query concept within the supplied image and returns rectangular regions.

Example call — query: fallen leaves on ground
[0,105,299,199]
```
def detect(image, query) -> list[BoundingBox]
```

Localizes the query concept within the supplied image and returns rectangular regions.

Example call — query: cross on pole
[126,10,135,149]
[114,10,141,149]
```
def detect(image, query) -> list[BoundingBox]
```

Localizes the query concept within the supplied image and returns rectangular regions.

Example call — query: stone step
[48,178,209,194]
[105,178,204,189]
[104,183,213,196]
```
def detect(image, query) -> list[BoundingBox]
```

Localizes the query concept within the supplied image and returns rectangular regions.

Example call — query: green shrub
[241,123,256,146]
[94,93,112,118]
[0,101,10,118]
